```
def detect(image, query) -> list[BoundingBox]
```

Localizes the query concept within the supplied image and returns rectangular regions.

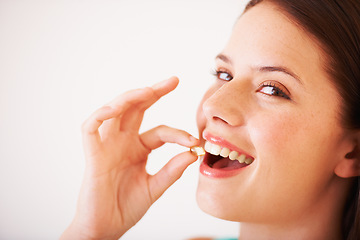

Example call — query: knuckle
[143,86,154,94]
[81,117,96,135]
[156,124,168,131]
[81,120,89,133]
[153,125,168,140]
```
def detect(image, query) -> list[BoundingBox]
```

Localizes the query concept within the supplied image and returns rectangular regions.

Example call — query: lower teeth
[209,156,249,169]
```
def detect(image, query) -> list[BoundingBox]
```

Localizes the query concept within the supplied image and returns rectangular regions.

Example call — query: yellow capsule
[190,146,205,156]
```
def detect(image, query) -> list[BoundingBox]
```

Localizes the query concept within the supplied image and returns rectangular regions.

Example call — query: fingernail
[151,76,178,89]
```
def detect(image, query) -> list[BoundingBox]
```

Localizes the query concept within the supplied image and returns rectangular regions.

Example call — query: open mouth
[203,140,254,170]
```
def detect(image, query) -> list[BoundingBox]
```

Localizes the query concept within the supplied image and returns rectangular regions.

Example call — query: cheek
[196,99,206,138]
[251,108,341,165]
[250,112,300,159]
[249,113,305,198]
[250,109,341,200]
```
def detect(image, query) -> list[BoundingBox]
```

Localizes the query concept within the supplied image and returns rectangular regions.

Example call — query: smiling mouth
[203,140,254,170]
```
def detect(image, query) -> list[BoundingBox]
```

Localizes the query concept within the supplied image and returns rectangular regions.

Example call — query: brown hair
[245,0,360,239]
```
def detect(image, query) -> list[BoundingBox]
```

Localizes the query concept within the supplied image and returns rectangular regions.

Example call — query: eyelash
[211,69,233,81]
[211,69,291,100]
[257,81,291,100]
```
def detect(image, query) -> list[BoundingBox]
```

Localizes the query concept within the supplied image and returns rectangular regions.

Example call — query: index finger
[138,76,179,110]
[118,76,180,132]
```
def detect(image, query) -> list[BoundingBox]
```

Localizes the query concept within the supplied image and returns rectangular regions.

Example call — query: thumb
[148,151,198,202]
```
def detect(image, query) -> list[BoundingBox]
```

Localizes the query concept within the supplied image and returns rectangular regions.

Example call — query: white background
[0,1,248,239]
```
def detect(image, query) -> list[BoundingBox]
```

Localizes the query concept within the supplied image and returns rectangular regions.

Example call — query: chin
[196,175,246,222]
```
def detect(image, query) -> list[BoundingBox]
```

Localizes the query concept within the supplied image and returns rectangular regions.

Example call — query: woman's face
[196,3,349,223]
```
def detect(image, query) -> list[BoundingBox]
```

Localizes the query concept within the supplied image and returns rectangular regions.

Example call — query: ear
[335,131,360,178]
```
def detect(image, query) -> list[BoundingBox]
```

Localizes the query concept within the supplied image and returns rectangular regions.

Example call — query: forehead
[222,2,323,81]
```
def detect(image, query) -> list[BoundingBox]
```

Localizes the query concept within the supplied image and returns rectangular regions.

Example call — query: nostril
[213,116,228,124]
[211,109,245,127]
[202,88,245,127]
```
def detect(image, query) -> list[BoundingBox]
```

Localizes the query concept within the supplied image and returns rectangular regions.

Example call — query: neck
[238,176,353,240]
[239,220,343,240]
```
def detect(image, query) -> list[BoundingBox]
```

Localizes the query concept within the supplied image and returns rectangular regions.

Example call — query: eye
[257,81,291,100]
[212,69,233,81]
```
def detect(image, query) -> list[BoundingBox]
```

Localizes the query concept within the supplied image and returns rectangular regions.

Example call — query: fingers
[107,76,178,111]
[143,124,200,202]
[82,76,178,138]
[151,76,179,97]
[119,76,179,132]
[82,87,153,150]
[148,151,198,202]
[140,125,199,150]
[144,77,179,109]
[81,106,119,157]
[81,77,182,157]
[82,106,119,135]
[83,87,153,133]
[143,76,179,109]
[100,87,154,133]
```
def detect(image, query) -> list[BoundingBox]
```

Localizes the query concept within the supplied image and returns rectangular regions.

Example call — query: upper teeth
[204,141,254,164]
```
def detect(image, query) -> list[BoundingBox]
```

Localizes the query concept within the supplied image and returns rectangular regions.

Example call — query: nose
[202,81,248,127]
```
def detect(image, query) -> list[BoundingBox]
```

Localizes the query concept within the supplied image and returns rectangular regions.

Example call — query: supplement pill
[190,146,205,156]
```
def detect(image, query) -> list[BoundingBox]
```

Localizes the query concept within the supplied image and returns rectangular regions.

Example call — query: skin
[196,2,356,240]
[61,2,360,240]
[60,77,200,240]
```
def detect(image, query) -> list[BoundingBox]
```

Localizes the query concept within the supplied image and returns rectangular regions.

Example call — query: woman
[61,0,360,239]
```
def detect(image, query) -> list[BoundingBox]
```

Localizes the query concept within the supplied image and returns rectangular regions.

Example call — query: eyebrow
[216,53,232,65]
[215,53,303,84]
[257,66,303,84]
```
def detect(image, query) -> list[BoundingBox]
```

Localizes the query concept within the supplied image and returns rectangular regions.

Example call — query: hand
[60,77,199,240]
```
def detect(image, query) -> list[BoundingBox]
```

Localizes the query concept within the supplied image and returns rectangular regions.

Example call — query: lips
[199,132,255,178]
